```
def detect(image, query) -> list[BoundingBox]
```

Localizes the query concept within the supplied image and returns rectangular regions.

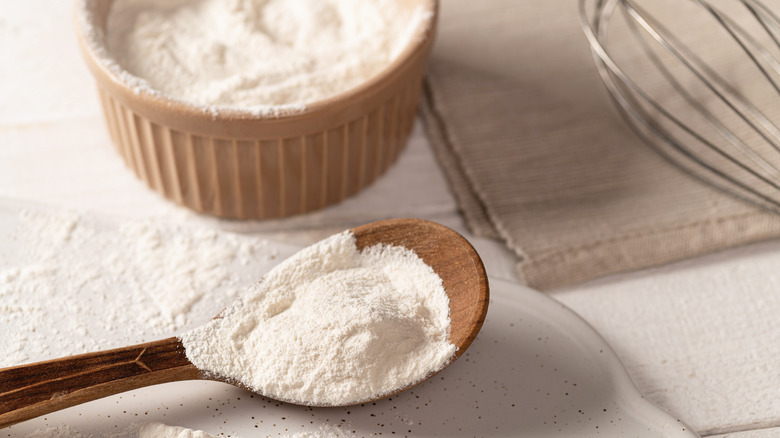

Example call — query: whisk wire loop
[580,0,780,213]
[625,0,780,176]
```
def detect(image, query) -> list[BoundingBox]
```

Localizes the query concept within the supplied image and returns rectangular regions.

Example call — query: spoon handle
[0,337,199,428]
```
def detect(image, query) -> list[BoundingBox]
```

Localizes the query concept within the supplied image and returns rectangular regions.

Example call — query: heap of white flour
[102,0,433,115]
[180,230,456,405]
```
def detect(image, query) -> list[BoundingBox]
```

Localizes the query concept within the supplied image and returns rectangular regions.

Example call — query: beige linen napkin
[422,0,780,289]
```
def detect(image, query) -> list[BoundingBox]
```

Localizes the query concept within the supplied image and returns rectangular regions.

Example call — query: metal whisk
[580,0,780,213]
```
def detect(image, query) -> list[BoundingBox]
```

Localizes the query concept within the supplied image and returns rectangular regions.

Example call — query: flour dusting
[0,209,281,367]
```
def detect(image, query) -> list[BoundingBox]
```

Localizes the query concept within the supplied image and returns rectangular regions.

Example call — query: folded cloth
[421,0,780,289]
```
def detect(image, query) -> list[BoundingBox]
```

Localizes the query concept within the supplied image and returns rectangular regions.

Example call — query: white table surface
[3,2,780,437]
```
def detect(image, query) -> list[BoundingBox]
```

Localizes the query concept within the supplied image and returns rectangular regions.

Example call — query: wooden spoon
[0,218,489,428]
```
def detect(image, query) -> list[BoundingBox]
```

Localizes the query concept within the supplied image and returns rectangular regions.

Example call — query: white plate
[5,275,698,437]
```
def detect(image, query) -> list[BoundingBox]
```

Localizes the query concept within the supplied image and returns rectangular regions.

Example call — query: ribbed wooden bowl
[74,0,437,219]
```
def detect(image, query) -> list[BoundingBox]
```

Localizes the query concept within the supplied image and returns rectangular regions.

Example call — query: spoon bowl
[0,218,488,427]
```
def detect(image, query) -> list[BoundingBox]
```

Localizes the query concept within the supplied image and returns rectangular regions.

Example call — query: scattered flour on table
[80,0,434,116]
[181,230,456,405]
[284,423,361,438]
[137,422,216,438]
[136,421,359,438]
[27,421,360,438]
[0,209,280,367]
[24,425,87,438]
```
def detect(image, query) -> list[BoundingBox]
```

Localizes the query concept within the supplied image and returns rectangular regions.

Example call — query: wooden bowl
[73,0,438,219]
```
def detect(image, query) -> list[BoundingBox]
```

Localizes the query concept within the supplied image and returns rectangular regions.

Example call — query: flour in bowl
[180,230,456,406]
[101,0,433,115]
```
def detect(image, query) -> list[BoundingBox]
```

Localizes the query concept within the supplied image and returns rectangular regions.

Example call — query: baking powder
[180,230,455,406]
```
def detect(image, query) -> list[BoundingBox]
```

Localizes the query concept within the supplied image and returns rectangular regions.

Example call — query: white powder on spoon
[100,0,433,116]
[0,208,393,436]
[180,230,456,406]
